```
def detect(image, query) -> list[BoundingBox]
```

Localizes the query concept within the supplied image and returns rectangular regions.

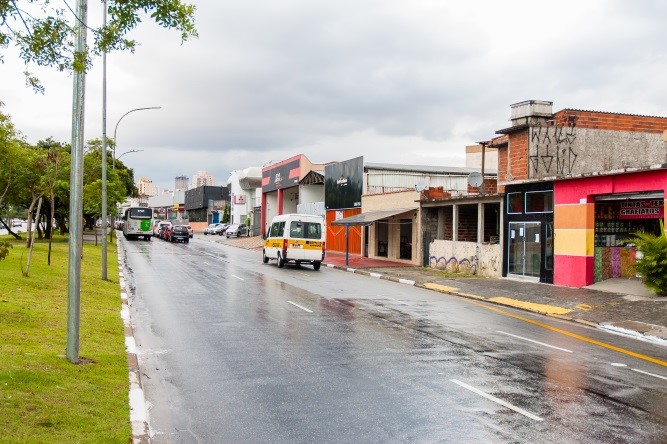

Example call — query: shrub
[633,221,667,296]
[0,241,12,260]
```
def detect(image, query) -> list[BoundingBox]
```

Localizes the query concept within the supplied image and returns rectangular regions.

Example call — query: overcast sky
[2,0,666,191]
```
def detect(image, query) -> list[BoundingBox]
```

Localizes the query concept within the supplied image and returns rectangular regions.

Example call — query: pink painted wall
[554,169,667,287]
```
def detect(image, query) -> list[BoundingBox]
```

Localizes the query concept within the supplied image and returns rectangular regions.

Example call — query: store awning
[331,208,414,226]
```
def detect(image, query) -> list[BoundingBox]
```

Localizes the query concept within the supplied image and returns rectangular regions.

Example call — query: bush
[0,241,12,260]
[633,221,667,296]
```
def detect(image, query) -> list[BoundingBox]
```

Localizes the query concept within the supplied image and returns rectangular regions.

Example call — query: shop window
[525,191,553,214]
[507,193,523,214]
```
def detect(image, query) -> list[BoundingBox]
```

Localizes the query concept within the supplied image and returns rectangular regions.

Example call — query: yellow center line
[465,299,667,367]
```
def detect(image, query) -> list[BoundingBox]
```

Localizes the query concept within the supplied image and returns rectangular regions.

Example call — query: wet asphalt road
[122,236,667,443]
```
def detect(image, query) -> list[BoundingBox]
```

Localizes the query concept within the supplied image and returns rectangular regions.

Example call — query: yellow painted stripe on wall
[554,204,594,230]
[554,228,594,257]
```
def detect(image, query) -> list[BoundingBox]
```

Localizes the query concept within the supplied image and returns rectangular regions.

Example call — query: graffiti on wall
[429,255,479,275]
[530,116,578,176]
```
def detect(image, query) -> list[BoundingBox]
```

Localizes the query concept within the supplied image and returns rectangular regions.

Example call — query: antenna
[415,181,428,192]
[467,172,483,188]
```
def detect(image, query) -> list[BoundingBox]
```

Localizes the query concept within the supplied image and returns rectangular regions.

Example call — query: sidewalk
[211,235,667,342]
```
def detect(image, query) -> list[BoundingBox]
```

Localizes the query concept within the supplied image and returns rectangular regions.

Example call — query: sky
[2,0,666,192]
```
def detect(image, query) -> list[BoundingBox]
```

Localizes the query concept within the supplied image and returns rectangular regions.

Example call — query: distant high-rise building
[175,175,189,191]
[192,170,215,188]
[137,177,153,197]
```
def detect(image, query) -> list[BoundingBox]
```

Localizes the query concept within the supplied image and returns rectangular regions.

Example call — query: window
[289,221,322,239]
[507,193,523,214]
[525,191,554,213]
[270,221,285,237]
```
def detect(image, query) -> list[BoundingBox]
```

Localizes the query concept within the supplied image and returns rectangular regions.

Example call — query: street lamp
[116,149,145,161]
[112,106,161,168]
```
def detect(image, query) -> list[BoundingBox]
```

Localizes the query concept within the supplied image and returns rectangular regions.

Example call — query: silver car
[225,223,248,238]
[203,223,222,235]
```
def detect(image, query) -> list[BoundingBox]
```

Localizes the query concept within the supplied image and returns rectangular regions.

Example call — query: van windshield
[290,221,321,239]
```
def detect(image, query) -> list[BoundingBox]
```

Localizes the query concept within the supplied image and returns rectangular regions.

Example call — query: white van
[263,214,325,270]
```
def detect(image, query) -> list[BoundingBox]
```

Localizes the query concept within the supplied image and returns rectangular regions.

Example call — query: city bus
[122,206,154,240]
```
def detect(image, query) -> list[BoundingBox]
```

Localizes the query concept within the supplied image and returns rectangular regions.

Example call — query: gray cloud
[2,0,666,191]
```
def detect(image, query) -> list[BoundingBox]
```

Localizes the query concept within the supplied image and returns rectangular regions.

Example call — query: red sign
[618,199,664,220]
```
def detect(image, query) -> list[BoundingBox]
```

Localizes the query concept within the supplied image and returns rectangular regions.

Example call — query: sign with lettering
[618,199,664,220]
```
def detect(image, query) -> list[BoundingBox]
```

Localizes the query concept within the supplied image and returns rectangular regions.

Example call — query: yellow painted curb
[423,283,459,293]
[488,297,573,316]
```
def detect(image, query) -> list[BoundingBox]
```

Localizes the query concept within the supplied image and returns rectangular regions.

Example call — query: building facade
[260,154,327,235]
[495,100,667,286]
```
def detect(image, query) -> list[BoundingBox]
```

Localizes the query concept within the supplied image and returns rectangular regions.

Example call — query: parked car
[225,223,248,238]
[158,224,171,240]
[153,220,172,236]
[185,225,193,238]
[204,223,222,235]
[214,223,230,235]
[170,225,190,243]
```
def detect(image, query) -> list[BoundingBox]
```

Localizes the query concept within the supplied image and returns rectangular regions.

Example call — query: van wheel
[262,250,269,264]
[295,261,301,268]
[278,253,285,268]
[313,261,321,270]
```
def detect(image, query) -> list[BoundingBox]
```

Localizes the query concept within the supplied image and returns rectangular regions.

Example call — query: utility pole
[67,0,88,364]
[101,0,108,280]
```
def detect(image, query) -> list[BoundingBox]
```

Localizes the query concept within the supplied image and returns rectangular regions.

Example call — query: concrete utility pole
[101,0,108,280]
[67,0,88,364]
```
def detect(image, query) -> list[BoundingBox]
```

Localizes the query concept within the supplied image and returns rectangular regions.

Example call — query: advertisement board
[325,156,363,210]
[262,158,301,193]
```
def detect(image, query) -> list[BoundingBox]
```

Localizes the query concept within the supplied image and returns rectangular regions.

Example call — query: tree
[0,1,198,92]
[0,103,25,229]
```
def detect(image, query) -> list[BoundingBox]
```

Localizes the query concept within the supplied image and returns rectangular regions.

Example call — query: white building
[227,167,262,232]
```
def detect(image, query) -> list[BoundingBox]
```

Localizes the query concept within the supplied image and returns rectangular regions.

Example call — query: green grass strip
[0,234,130,443]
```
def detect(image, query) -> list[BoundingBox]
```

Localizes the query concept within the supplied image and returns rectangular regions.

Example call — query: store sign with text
[618,199,664,220]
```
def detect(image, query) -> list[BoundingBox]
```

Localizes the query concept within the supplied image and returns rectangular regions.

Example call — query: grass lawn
[0,234,131,442]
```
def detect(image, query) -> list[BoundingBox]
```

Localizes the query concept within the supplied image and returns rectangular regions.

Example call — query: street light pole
[101,0,108,281]
[117,149,145,160]
[112,106,161,169]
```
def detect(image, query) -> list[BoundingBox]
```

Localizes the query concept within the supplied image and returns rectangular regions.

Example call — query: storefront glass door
[508,222,541,279]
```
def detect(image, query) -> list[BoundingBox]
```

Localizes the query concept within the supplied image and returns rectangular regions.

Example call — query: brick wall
[467,179,498,195]
[498,131,529,190]
[554,110,667,133]
[442,206,453,240]
[457,205,477,242]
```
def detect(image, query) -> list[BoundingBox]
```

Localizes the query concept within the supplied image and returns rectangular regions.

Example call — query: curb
[117,238,151,443]
[325,263,664,341]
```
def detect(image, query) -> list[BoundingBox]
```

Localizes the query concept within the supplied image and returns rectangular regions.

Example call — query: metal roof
[364,163,497,176]
[330,208,415,226]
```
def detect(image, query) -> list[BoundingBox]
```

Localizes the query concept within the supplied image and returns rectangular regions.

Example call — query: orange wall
[326,209,362,254]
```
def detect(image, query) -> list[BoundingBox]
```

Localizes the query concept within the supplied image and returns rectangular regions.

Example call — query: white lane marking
[631,368,667,381]
[610,362,627,367]
[287,301,313,313]
[231,274,244,281]
[384,296,408,306]
[450,379,543,422]
[497,331,573,353]
[399,278,415,285]
[370,272,382,278]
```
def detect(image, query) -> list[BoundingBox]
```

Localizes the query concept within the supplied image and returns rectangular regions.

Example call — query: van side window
[270,222,284,237]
